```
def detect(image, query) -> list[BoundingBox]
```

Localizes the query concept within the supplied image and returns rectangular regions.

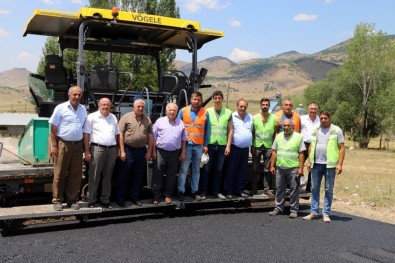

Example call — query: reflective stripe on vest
[309,124,340,168]
[208,107,232,145]
[253,113,277,148]
[276,132,303,168]
[181,106,207,144]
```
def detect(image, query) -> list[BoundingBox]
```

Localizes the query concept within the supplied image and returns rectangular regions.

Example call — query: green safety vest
[275,132,303,168]
[208,107,232,145]
[309,124,340,168]
[253,113,277,148]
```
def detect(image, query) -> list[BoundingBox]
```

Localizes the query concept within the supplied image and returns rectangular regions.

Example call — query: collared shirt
[153,116,187,151]
[118,111,152,148]
[48,101,87,141]
[300,114,319,143]
[231,111,253,148]
[177,107,209,145]
[83,111,120,146]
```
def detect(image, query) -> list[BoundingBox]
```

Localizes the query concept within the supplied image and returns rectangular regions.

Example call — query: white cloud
[184,0,230,13]
[293,13,318,22]
[229,18,241,27]
[0,9,10,15]
[71,0,84,4]
[42,0,61,5]
[324,0,333,3]
[0,28,9,38]
[16,52,40,72]
[229,48,260,62]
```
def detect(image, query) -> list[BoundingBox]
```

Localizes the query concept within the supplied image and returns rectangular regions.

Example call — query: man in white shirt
[49,86,87,211]
[300,103,319,192]
[83,98,120,208]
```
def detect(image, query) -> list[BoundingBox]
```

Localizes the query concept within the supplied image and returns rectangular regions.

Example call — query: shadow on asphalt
[0,204,353,236]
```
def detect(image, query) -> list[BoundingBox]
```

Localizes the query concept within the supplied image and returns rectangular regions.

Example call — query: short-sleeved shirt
[231,111,253,148]
[153,116,187,151]
[300,115,319,143]
[83,111,120,146]
[118,112,152,148]
[48,101,87,141]
[314,126,344,164]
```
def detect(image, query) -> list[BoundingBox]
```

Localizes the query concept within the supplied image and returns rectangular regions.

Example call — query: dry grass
[315,148,395,225]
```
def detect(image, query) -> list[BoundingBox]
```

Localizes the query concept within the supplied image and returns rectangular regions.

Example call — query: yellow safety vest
[309,124,340,168]
[253,113,277,148]
[275,132,303,168]
[207,107,232,145]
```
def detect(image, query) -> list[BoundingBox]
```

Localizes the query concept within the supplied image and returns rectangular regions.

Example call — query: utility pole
[226,83,230,108]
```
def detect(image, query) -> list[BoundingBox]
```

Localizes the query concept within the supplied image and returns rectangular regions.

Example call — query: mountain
[2,35,394,112]
[177,52,339,101]
[0,68,33,113]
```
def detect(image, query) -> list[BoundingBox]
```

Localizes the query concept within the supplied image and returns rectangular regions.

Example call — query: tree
[342,23,394,147]
[37,0,180,91]
[304,23,395,148]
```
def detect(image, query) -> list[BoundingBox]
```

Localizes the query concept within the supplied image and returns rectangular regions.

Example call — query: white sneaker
[217,193,226,200]
[323,215,331,223]
[303,213,318,220]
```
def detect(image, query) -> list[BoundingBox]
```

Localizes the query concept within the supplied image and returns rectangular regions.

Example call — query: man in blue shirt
[224,99,253,198]
[49,86,87,211]
[177,92,209,201]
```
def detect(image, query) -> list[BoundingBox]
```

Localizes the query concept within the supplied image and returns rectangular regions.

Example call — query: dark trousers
[116,146,147,202]
[200,144,226,195]
[224,145,249,195]
[151,148,181,198]
[252,146,274,193]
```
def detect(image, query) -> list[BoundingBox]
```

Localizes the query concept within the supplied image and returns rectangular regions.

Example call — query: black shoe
[101,203,112,209]
[88,202,95,208]
[116,201,125,207]
[178,192,185,202]
[132,200,142,206]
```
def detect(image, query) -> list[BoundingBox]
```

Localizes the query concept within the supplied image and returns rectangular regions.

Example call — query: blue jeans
[311,163,336,215]
[178,144,203,194]
[200,144,226,195]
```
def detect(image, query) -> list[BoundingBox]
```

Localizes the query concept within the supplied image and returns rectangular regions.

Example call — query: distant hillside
[175,34,394,102]
[0,68,34,113]
[0,68,30,88]
[2,35,394,111]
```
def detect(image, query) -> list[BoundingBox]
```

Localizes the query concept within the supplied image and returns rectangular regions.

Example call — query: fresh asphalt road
[1,205,394,263]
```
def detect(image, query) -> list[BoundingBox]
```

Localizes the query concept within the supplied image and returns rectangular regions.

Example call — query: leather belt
[58,138,82,144]
[91,142,116,149]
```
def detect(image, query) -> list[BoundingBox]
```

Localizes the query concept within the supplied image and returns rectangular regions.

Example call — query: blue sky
[0,0,394,73]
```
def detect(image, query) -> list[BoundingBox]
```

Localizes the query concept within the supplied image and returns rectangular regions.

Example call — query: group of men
[49,86,345,223]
